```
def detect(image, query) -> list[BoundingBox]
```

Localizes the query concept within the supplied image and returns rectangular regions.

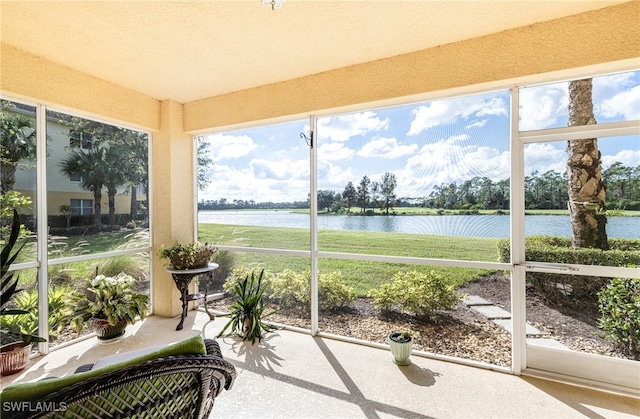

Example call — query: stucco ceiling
[0,0,629,103]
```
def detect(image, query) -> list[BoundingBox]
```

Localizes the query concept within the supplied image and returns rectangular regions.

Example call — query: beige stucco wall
[0,44,160,132]
[183,1,640,133]
[151,100,196,317]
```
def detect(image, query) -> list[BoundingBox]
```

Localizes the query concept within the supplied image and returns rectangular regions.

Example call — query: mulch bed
[208,271,629,367]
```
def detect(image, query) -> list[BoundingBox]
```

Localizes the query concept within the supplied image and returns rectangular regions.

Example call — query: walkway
[464,295,570,350]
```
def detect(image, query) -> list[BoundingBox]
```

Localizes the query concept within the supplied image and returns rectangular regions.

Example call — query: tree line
[1,101,149,230]
[199,163,639,213]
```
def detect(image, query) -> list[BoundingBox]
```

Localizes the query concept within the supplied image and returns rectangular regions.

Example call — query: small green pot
[388,332,413,366]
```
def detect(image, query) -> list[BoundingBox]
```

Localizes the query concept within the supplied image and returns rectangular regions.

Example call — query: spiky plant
[217,270,277,344]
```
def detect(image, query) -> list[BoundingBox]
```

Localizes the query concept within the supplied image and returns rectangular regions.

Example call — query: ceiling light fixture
[262,0,285,10]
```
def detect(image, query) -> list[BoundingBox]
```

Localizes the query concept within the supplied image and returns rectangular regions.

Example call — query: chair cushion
[0,334,207,405]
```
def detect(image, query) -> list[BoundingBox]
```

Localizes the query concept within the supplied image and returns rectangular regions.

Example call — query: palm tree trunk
[130,183,138,220]
[93,189,102,231]
[566,79,608,249]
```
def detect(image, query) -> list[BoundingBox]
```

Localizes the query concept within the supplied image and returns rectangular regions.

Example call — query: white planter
[388,332,413,366]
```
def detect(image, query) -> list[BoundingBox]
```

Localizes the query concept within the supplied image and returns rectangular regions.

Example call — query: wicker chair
[2,339,236,419]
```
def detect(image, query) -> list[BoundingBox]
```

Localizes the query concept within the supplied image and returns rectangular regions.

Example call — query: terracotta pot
[0,341,33,376]
[93,318,128,340]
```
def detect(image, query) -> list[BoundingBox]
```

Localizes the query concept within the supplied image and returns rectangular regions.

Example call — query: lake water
[198,210,639,239]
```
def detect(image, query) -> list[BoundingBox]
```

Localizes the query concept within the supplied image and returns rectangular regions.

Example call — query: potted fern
[157,241,217,270]
[388,330,419,366]
[1,210,45,375]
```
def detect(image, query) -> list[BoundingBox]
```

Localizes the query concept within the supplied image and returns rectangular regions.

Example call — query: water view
[199,210,639,239]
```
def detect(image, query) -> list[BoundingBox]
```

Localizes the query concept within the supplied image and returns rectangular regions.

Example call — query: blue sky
[199,71,639,203]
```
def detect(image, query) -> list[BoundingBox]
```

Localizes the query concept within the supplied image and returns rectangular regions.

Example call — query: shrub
[0,286,72,341]
[370,270,462,319]
[497,236,640,303]
[598,277,640,359]
[223,267,274,296]
[225,267,356,311]
[95,254,148,280]
[269,269,305,308]
[269,269,356,311]
[318,271,356,310]
[211,250,236,281]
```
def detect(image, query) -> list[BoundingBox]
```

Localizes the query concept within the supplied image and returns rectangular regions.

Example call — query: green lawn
[200,223,497,295]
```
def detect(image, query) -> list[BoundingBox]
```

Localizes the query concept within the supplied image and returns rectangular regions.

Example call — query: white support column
[36,104,49,354]
[309,115,319,335]
[510,86,526,374]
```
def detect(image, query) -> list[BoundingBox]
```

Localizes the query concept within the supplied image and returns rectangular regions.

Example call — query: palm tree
[0,103,37,194]
[103,146,128,227]
[566,79,608,249]
[59,147,107,230]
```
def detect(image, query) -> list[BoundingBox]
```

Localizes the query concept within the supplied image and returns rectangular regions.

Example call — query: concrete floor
[2,311,638,419]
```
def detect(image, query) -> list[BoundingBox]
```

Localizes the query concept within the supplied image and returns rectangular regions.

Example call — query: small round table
[167,263,218,331]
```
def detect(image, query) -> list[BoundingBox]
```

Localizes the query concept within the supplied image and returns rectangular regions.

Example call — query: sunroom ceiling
[0,1,629,104]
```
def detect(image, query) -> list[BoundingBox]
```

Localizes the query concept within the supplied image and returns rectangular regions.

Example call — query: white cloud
[202,133,257,162]
[407,95,507,136]
[602,148,640,169]
[466,119,488,129]
[317,111,389,142]
[519,83,567,131]
[597,85,640,121]
[318,160,355,190]
[393,136,510,196]
[357,137,418,159]
[199,157,309,203]
[524,143,566,176]
[317,141,356,161]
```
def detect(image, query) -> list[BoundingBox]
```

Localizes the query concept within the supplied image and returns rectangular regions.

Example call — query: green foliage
[1,209,45,344]
[497,236,640,302]
[598,277,640,359]
[0,286,72,341]
[389,330,419,343]
[270,270,356,311]
[210,250,235,281]
[223,267,274,296]
[157,241,217,270]
[370,270,462,319]
[217,270,277,344]
[94,254,147,280]
[62,273,148,333]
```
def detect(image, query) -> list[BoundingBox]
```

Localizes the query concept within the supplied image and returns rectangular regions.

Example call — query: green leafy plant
[370,270,462,319]
[1,209,45,345]
[157,241,217,270]
[598,277,640,359]
[223,267,274,295]
[388,330,419,343]
[0,286,72,341]
[270,269,356,311]
[217,270,277,344]
[62,273,148,333]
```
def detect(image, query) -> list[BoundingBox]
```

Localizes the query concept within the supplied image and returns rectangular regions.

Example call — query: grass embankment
[199,224,497,296]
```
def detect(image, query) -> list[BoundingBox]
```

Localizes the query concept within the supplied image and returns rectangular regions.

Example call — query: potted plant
[217,270,277,344]
[63,273,148,340]
[387,330,419,366]
[1,210,45,375]
[157,241,217,270]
